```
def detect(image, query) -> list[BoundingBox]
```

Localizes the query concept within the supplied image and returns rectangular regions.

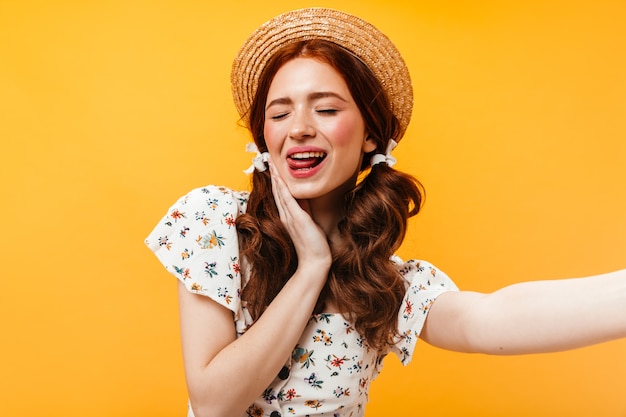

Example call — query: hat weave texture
[231,7,413,140]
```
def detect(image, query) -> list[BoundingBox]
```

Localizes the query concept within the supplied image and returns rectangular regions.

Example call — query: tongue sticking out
[287,153,326,170]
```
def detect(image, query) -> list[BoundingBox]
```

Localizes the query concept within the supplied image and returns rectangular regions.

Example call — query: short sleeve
[145,185,249,316]
[390,257,459,365]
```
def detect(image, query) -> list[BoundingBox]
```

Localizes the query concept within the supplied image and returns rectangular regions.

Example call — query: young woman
[145,8,626,417]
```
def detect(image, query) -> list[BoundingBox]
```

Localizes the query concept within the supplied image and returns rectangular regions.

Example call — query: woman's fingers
[269,162,287,222]
[268,161,331,263]
[270,162,302,228]
[269,162,301,216]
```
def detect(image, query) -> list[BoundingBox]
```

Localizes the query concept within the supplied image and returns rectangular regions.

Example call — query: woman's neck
[307,201,342,242]
[299,184,350,244]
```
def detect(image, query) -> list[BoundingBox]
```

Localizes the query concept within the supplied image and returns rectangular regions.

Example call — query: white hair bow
[370,139,398,167]
[243,143,270,174]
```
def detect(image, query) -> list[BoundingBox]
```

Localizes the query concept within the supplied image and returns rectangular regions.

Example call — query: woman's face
[263,57,377,202]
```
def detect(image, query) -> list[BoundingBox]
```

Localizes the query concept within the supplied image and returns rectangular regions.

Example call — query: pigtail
[328,164,423,349]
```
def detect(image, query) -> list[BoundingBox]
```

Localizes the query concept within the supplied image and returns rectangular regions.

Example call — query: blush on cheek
[263,124,281,151]
[328,116,363,146]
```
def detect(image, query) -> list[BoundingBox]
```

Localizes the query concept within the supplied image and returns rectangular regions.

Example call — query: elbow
[188,403,216,417]
[187,382,240,417]
[188,396,232,417]
[187,393,212,417]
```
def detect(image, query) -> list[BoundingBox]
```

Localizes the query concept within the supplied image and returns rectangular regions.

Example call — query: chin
[288,188,324,201]
[286,179,355,204]
[283,181,323,199]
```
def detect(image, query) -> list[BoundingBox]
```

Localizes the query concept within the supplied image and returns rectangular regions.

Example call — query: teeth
[290,151,326,159]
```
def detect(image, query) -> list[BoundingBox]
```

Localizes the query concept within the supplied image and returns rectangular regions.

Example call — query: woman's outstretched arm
[178,167,332,417]
[421,268,626,355]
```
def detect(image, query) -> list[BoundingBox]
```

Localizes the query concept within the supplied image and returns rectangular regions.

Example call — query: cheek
[327,115,365,148]
[263,123,281,152]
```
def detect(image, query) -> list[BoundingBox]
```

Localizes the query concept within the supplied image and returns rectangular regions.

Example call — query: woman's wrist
[294,258,331,285]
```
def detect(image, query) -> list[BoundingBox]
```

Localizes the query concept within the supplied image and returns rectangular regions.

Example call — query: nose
[288,109,315,140]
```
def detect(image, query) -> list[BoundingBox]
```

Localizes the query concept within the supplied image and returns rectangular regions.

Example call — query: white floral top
[145,185,458,417]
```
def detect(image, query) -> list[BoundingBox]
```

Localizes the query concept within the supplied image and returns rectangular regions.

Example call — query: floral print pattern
[146,185,458,417]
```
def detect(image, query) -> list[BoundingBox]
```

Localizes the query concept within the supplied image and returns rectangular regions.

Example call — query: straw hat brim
[230,7,413,141]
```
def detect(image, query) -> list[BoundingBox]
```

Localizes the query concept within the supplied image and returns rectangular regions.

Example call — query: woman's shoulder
[170,185,250,215]
[145,184,249,253]
[389,255,459,365]
[390,255,459,317]
[391,256,450,284]
[145,185,250,315]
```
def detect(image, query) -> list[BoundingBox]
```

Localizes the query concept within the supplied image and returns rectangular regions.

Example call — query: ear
[362,136,377,153]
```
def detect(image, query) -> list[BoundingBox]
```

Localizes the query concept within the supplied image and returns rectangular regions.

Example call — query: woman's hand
[269,161,332,271]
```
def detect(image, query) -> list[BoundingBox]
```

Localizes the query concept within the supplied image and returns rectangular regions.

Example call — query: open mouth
[287,151,327,171]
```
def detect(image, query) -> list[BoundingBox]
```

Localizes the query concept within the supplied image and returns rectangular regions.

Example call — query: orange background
[1,1,625,416]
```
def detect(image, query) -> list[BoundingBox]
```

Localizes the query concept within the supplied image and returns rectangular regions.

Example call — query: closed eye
[270,112,289,120]
[316,109,338,115]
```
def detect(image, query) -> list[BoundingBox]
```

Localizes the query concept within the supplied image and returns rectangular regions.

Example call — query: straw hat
[231,7,413,141]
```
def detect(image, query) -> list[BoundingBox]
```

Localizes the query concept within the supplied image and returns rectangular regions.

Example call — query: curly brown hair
[235,40,423,350]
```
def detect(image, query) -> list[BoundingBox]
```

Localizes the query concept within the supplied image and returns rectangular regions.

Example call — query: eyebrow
[265,91,348,111]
